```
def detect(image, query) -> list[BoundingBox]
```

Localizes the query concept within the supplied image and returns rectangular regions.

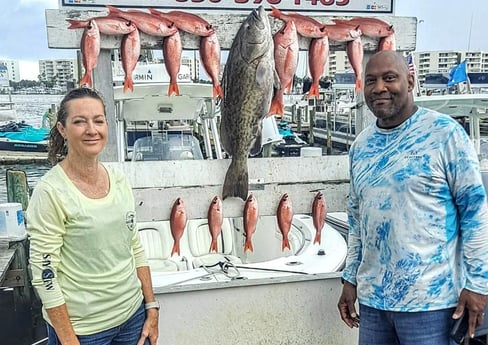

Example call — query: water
[0,94,62,203]
[0,94,63,127]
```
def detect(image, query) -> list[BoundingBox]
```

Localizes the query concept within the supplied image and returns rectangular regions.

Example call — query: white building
[39,58,78,90]
[0,59,21,82]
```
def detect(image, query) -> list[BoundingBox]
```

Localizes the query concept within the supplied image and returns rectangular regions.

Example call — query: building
[414,51,488,86]
[38,58,78,90]
[0,59,21,83]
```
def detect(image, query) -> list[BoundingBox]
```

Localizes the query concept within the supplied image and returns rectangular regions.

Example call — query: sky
[1,0,487,80]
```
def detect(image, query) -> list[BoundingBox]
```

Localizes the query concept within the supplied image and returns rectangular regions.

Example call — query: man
[337,50,488,344]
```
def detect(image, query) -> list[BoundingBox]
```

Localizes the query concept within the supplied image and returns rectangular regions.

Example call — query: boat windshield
[132,132,204,162]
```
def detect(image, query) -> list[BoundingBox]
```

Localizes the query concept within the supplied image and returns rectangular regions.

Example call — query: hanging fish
[106,6,177,37]
[163,30,182,96]
[324,22,361,43]
[120,28,141,92]
[332,17,394,38]
[312,191,327,245]
[243,194,259,253]
[148,9,215,36]
[79,19,100,88]
[170,197,187,256]
[269,6,327,38]
[307,36,329,99]
[67,16,136,35]
[378,33,396,51]
[269,20,299,116]
[200,32,224,100]
[207,196,223,253]
[277,193,293,251]
[347,35,364,91]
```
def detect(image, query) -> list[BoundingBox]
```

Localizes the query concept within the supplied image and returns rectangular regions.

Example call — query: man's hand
[452,289,487,339]
[338,280,360,328]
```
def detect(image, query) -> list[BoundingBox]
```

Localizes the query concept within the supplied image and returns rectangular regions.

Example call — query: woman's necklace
[63,162,110,199]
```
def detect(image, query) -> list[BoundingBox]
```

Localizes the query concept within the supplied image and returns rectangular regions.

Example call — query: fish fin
[282,237,291,251]
[269,6,282,19]
[106,5,121,14]
[171,242,180,256]
[355,78,362,92]
[209,240,218,253]
[66,19,85,29]
[307,84,319,99]
[213,84,224,100]
[79,72,92,88]
[249,133,262,156]
[268,93,284,116]
[314,231,321,245]
[124,76,134,92]
[222,159,248,201]
[167,82,180,96]
[244,239,254,253]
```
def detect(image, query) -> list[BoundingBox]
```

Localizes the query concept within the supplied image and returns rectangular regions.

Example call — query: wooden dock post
[6,169,30,210]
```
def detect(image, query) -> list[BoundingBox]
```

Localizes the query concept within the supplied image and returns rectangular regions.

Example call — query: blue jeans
[47,303,150,345]
[359,304,458,345]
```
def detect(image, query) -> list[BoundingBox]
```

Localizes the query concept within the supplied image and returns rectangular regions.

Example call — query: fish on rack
[200,32,224,100]
[312,191,327,245]
[269,20,299,116]
[378,33,396,51]
[148,9,215,36]
[163,30,183,96]
[332,17,394,38]
[220,6,278,201]
[307,35,329,99]
[323,22,361,43]
[207,195,223,253]
[269,6,328,38]
[106,6,177,37]
[170,197,187,256]
[66,16,137,35]
[243,194,259,253]
[120,28,141,93]
[79,19,100,88]
[346,34,364,91]
[277,193,293,251]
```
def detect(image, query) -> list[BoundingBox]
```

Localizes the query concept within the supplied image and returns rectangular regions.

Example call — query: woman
[26,88,159,345]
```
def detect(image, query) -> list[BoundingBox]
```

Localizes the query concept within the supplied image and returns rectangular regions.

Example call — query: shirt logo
[126,211,136,231]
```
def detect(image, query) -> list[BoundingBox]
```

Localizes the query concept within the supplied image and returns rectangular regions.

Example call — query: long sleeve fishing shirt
[27,164,148,335]
[342,107,488,312]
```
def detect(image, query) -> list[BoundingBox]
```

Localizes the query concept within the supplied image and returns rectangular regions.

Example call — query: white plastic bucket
[0,203,26,241]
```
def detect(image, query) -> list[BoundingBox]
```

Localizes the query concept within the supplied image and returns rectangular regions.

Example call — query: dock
[0,151,48,164]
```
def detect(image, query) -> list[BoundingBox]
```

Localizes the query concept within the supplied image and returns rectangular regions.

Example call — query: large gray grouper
[220,6,279,201]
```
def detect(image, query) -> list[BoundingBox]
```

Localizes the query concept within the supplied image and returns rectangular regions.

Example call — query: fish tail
[355,78,362,92]
[222,159,248,201]
[124,76,134,92]
[167,82,180,96]
[209,240,218,253]
[313,231,321,245]
[268,92,284,116]
[79,72,92,88]
[307,84,319,99]
[282,237,291,251]
[213,84,224,100]
[66,19,85,29]
[244,239,254,253]
[171,242,180,256]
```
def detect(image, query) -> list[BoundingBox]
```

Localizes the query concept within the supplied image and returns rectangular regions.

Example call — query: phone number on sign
[174,0,350,4]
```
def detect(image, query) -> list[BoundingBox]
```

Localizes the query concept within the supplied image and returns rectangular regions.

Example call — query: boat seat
[186,218,242,268]
[138,222,188,272]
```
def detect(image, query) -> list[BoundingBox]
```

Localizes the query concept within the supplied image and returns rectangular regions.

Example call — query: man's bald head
[366,51,410,77]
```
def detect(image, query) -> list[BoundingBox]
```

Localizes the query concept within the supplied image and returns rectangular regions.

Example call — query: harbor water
[1,94,61,203]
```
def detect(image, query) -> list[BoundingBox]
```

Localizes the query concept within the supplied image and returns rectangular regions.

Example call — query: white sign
[113,63,192,84]
[59,0,393,14]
